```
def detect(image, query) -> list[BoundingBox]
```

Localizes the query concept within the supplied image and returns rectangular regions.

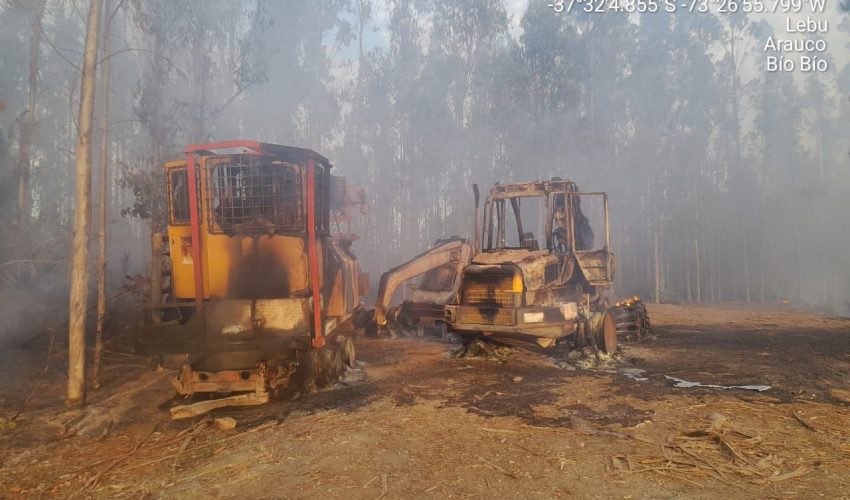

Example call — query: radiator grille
[462,273,516,307]
[456,306,515,326]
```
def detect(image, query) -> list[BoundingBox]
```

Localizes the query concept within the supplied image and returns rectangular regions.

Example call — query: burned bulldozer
[136,141,366,417]
[444,179,618,352]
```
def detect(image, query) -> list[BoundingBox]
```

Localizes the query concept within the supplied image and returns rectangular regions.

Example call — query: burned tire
[319,344,345,383]
[589,309,617,354]
[597,310,618,354]
[291,348,320,394]
[291,345,344,394]
[573,321,586,349]
[337,335,356,367]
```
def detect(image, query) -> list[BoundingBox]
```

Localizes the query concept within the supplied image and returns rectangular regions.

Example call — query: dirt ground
[1,302,850,499]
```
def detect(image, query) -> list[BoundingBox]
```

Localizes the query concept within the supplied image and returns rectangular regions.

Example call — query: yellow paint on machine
[164,159,317,300]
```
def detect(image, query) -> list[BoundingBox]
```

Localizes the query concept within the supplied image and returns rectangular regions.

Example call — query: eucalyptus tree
[16,0,45,225]
[417,0,510,245]
[239,0,352,150]
[750,27,804,301]
[68,0,103,408]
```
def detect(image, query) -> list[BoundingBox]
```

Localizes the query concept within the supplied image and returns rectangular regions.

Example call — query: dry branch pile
[611,413,813,486]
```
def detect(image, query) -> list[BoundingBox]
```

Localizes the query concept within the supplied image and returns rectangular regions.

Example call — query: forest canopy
[1,0,848,316]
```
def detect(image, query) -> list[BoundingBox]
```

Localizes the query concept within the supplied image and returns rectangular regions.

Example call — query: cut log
[169,392,269,420]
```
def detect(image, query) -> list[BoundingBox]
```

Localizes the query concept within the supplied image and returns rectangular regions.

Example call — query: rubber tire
[595,310,618,354]
[291,348,321,394]
[574,321,587,349]
[338,336,356,368]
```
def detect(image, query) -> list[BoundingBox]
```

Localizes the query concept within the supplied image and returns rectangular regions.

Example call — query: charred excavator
[375,179,618,353]
[136,141,367,418]
[373,237,473,337]
[445,179,617,351]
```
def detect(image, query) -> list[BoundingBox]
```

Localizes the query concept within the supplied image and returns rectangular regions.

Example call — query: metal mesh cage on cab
[204,155,304,234]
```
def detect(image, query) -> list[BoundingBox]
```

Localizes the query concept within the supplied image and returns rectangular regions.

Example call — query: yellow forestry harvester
[136,141,367,418]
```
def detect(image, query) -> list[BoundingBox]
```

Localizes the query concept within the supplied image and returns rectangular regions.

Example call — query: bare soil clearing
[1,303,849,498]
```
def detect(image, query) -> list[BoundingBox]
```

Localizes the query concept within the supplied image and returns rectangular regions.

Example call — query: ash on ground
[556,347,624,370]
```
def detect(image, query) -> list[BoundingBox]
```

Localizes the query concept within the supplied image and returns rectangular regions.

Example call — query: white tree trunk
[67,0,103,408]
[16,0,46,223]
[93,0,113,390]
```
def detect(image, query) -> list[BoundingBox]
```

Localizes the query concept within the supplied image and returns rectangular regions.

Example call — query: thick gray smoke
[0,0,849,348]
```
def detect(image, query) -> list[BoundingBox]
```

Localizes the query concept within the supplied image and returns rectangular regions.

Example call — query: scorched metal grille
[205,155,304,234]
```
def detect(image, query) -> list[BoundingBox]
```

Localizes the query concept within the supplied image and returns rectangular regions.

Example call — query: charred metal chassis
[181,141,329,350]
[447,180,616,350]
[137,300,312,407]
[373,237,472,337]
[444,303,580,338]
[484,180,610,253]
[138,141,335,403]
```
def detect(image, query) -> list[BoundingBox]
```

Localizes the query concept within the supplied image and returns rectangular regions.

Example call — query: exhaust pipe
[473,183,480,254]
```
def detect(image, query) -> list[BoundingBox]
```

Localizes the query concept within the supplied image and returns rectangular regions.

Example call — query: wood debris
[611,414,814,485]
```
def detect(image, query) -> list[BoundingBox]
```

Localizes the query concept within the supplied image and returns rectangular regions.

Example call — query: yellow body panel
[201,233,311,299]
[168,225,195,298]
[165,158,320,300]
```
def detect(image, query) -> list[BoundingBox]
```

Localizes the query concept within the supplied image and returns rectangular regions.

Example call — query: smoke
[0,0,849,340]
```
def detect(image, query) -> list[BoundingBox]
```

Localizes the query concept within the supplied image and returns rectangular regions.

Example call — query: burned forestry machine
[373,237,473,338]
[444,179,619,353]
[136,141,367,418]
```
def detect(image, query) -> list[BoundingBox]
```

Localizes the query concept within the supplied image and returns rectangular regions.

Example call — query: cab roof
[489,179,578,199]
[183,140,330,165]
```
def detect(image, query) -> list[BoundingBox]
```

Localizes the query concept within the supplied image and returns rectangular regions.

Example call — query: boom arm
[374,238,470,326]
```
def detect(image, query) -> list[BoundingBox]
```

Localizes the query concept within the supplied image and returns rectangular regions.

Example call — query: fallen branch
[792,412,819,433]
[171,420,209,478]
[85,423,158,490]
[115,421,276,473]
[576,425,656,445]
[476,454,518,479]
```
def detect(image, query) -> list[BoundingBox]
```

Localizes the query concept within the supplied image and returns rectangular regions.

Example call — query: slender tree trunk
[740,204,750,302]
[17,0,46,224]
[357,0,366,77]
[708,246,715,303]
[694,236,701,303]
[68,0,103,408]
[93,0,113,390]
[654,228,661,303]
[685,234,692,301]
[727,23,750,302]
[645,226,652,298]
[716,239,723,302]
[150,231,163,321]
[792,215,803,300]
[759,235,766,302]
